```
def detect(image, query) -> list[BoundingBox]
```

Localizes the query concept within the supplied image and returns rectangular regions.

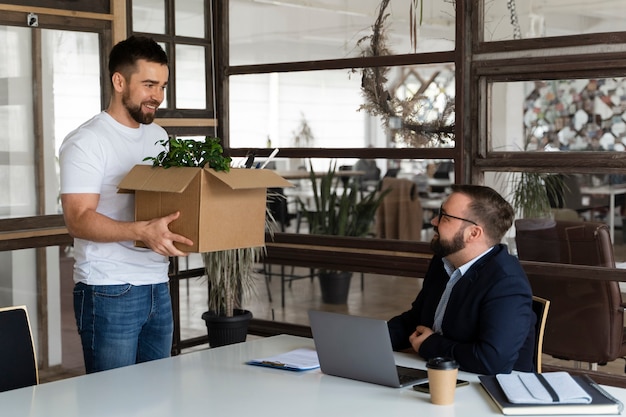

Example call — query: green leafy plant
[298,160,390,238]
[511,172,565,219]
[143,136,231,171]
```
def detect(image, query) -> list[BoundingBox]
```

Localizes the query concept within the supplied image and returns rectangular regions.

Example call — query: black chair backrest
[0,306,38,392]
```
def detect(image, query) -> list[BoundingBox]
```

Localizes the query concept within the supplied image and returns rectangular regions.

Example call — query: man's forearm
[65,209,141,243]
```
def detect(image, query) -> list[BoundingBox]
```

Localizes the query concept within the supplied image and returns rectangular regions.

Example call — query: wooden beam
[0,216,71,251]
[0,4,114,21]
[110,0,126,44]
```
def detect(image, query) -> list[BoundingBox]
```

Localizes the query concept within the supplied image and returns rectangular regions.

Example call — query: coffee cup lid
[426,357,459,370]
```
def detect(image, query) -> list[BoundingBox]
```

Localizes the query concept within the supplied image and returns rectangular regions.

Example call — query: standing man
[388,184,535,374]
[59,36,193,373]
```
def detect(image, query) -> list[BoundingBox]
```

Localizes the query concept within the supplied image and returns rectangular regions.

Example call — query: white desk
[428,178,452,189]
[1,335,625,416]
[580,184,626,243]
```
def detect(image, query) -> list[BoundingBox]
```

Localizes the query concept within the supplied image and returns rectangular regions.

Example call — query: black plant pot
[201,309,253,348]
[318,271,352,304]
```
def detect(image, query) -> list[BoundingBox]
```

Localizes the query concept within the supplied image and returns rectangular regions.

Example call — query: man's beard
[430,227,466,257]
[122,91,157,124]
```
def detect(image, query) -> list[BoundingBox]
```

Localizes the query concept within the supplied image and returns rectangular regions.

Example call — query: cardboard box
[118,165,293,253]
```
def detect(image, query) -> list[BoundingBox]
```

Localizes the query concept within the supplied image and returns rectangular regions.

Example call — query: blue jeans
[73,282,173,373]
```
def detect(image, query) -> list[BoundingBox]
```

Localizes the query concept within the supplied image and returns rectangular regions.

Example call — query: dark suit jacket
[388,244,535,375]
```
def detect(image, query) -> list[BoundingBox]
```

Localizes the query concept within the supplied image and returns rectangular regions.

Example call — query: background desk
[2,335,625,417]
[277,170,364,180]
[580,184,626,243]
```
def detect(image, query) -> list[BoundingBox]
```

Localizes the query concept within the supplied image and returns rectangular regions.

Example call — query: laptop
[308,310,428,388]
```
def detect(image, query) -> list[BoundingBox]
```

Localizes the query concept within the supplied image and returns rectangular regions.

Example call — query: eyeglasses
[436,206,479,226]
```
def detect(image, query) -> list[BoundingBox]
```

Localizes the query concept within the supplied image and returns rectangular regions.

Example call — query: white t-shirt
[59,111,169,285]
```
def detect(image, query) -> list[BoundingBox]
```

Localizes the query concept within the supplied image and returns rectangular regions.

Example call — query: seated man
[388,184,535,375]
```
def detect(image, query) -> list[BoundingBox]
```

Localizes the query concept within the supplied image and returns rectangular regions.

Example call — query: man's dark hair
[451,184,515,245]
[108,36,168,86]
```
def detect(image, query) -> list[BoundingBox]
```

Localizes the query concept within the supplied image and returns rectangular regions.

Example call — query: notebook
[479,374,623,415]
[308,310,428,388]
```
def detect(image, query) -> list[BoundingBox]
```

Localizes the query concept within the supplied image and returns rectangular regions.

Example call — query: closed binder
[479,373,623,415]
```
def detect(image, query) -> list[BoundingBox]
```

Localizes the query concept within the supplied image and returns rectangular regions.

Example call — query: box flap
[206,167,294,190]
[118,165,200,193]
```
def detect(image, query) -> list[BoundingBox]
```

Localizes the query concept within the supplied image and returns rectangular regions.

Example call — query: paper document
[247,348,320,371]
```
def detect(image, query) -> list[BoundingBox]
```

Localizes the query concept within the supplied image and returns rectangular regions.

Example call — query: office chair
[531,296,550,373]
[267,188,290,232]
[0,305,38,392]
[515,219,626,371]
[354,159,381,192]
[338,165,353,189]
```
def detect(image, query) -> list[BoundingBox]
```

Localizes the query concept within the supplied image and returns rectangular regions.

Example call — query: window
[0,7,109,372]
[229,0,455,65]
[132,0,215,133]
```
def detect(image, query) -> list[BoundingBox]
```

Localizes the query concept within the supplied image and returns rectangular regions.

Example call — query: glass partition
[132,0,167,35]
[175,44,206,109]
[0,24,102,373]
[0,26,36,218]
[489,77,626,153]
[229,0,455,65]
[484,169,626,254]
[483,0,626,42]
[175,0,205,38]
[132,0,210,114]
[237,156,453,243]
[229,65,455,150]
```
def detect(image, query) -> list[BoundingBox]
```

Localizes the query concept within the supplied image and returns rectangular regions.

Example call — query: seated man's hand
[409,325,434,353]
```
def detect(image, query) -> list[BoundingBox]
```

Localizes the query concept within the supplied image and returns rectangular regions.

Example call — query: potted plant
[297,161,390,304]
[511,172,564,220]
[145,136,270,347]
[200,242,260,347]
[505,172,568,260]
[200,206,278,347]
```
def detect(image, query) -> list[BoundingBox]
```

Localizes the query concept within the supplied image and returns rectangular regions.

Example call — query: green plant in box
[144,136,231,171]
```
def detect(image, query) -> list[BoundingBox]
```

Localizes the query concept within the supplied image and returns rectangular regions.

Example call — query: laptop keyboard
[397,365,428,385]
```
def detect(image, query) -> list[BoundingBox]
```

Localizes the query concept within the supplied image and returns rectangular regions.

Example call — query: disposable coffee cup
[426,357,459,405]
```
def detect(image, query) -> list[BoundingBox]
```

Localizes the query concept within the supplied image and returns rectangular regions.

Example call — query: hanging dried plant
[354,0,393,121]
[409,0,422,52]
[353,0,455,147]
